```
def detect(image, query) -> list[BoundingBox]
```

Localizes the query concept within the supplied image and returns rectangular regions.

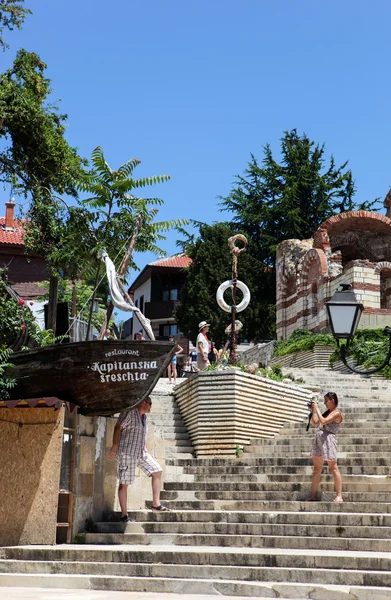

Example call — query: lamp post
[326,283,391,375]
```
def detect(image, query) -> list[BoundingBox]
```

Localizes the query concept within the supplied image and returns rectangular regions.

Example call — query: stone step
[342,407,391,414]
[148,417,184,425]
[170,473,391,483]
[4,544,391,571]
[163,481,391,493]
[82,531,391,551]
[165,447,194,455]
[1,559,391,589]
[165,452,194,459]
[158,433,191,441]
[167,456,391,467]
[250,435,391,445]
[92,520,391,540]
[176,465,391,475]
[151,499,391,512]
[245,444,391,453]
[104,509,391,527]
[159,489,391,502]
[163,439,193,447]
[0,572,390,600]
[283,421,389,430]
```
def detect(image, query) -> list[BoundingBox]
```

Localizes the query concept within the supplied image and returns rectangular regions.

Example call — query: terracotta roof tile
[149,254,192,268]
[12,281,47,299]
[0,218,26,245]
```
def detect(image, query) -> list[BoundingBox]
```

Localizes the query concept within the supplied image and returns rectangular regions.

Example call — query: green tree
[0,0,31,50]
[174,222,273,346]
[179,130,378,341]
[0,48,88,276]
[0,49,88,329]
[220,129,377,268]
[77,146,187,337]
[0,267,42,348]
[0,49,85,197]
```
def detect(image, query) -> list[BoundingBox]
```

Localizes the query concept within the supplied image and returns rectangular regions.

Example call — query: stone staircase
[1,371,391,598]
[149,379,195,460]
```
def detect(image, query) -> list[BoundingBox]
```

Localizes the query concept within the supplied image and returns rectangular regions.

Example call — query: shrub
[274,329,335,357]
[329,329,391,379]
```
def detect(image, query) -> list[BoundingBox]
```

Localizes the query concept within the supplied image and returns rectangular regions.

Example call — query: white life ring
[216,280,251,313]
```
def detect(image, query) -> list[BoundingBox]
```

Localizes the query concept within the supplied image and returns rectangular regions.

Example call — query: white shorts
[118,452,162,485]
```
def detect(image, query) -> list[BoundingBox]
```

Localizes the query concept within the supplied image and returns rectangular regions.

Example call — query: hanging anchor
[216,234,251,364]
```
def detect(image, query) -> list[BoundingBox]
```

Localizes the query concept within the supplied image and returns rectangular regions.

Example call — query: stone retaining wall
[270,344,334,369]
[240,341,274,367]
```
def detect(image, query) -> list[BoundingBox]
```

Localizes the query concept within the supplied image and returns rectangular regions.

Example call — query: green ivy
[274,329,335,357]
[0,346,16,400]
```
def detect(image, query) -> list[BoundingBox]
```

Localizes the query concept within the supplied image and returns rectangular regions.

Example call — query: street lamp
[326,283,391,375]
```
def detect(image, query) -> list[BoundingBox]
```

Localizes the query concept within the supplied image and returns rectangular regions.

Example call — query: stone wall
[276,210,391,340]
[239,341,275,367]
[0,407,63,546]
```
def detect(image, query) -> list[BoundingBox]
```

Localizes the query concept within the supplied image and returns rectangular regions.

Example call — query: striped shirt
[117,408,147,459]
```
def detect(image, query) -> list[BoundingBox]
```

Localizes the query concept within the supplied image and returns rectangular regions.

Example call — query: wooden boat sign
[6,340,176,416]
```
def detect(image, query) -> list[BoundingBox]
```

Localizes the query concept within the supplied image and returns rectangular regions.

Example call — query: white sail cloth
[101,252,155,340]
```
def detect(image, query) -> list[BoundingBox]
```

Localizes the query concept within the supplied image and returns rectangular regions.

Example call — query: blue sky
[2,0,391,282]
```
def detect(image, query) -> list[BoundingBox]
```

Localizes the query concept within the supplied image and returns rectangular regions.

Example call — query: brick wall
[276,211,391,340]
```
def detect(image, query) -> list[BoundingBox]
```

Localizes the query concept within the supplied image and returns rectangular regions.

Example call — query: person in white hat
[196,321,210,371]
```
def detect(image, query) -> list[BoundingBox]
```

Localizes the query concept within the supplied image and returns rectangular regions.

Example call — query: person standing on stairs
[167,335,183,384]
[307,392,344,503]
[108,396,171,522]
[196,321,211,371]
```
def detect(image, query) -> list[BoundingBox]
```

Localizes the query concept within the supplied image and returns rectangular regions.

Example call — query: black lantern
[325,283,363,345]
[326,283,391,375]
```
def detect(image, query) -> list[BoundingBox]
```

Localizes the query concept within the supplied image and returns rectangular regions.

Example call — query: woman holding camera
[307,392,344,503]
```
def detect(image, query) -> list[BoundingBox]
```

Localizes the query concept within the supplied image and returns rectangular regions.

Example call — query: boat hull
[6,340,176,416]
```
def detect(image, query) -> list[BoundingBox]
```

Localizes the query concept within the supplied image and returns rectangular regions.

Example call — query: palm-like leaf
[117,157,141,177]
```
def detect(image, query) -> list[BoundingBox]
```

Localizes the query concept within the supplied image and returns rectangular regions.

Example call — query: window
[380,270,391,309]
[162,288,178,301]
[139,295,144,314]
[159,324,179,337]
[135,299,138,308]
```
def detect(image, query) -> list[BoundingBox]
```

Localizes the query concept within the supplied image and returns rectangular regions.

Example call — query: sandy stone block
[140,476,153,501]
[103,476,118,511]
[78,415,94,436]
[153,439,166,459]
[146,429,155,447]
[297,586,351,600]
[105,455,118,477]
[73,496,93,535]
[127,478,143,510]
[79,473,94,497]
[105,418,116,447]
[79,436,96,474]
[353,588,391,600]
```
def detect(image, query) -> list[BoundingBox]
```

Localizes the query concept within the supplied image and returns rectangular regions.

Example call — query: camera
[307,401,314,409]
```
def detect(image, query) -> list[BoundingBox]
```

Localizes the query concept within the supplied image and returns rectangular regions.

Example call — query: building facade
[127,254,191,352]
[0,200,49,300]
[276,197,391,340]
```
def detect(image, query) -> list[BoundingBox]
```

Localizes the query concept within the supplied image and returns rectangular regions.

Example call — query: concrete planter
[174,370,312,457]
